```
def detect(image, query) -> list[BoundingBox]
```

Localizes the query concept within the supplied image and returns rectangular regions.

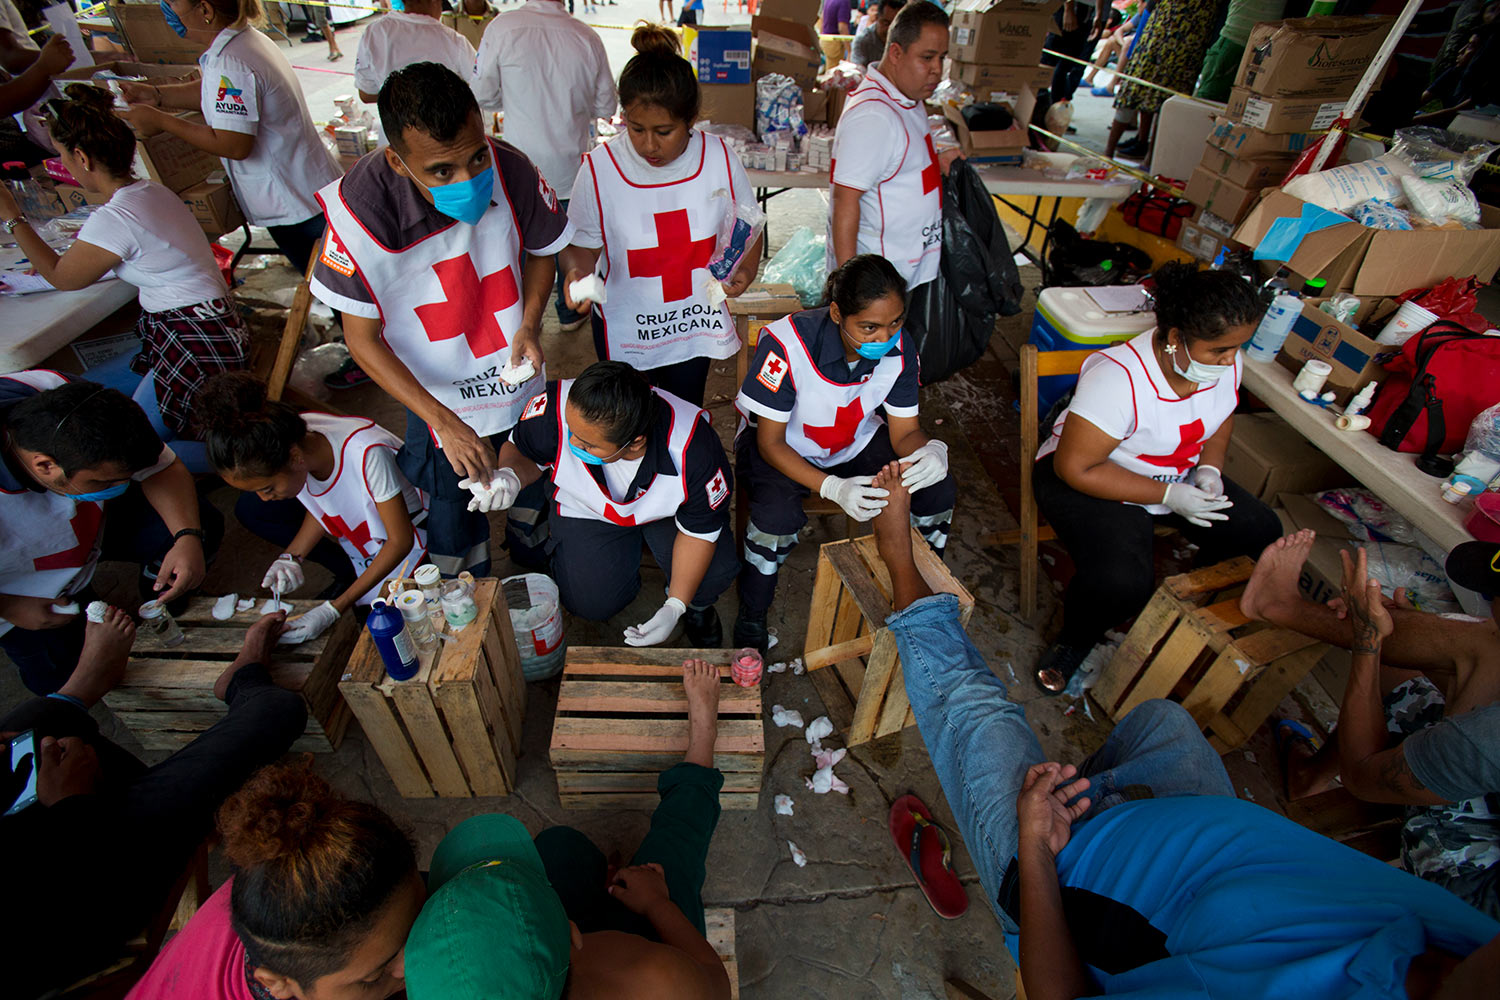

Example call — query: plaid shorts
[131,296,249,436]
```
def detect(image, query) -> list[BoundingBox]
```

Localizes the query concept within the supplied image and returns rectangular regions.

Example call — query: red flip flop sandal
[889,794,969,919]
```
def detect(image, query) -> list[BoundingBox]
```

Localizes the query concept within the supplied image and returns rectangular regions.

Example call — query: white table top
[1240,359,1470,553]
[0,248,136,374]
[745,164,1138,201]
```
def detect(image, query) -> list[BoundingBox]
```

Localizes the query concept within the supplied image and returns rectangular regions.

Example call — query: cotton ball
[788,841,807,867]
[772,704,805,729]
[568,274,607,305]
[212,593,239,621]
[774,794,794,816]
[85,600,109,623]
[804,715,833,745]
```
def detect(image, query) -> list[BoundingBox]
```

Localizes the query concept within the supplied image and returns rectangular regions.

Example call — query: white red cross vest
[762,315,905,469]
[584,133,739,371]
[315,142,544,442]
[296,413,430,605]
[833,73,942,288]
[549,380,703,526]
[0,371,105,637]
[1036,329,1240,514]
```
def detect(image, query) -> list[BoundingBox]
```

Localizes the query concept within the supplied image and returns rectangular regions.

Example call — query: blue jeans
[887,594,1234,932]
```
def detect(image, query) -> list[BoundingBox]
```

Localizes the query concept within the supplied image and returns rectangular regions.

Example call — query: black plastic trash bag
[1045,219,1152,287]
[907,159,1024,385]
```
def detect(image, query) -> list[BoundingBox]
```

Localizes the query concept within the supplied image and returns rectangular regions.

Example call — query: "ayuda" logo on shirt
[215,76,247,115]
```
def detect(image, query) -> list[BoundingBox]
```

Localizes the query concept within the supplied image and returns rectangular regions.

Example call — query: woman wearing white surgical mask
[1031,261,1282,693]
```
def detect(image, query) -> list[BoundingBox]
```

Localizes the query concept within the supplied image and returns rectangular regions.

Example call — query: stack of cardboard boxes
[689,24,757,131]
[943,0,1054,161]
[1180,17,1391,261]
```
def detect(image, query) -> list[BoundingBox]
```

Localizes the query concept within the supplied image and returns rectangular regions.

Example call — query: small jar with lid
[440,580,479,631]
[139,600,185,646]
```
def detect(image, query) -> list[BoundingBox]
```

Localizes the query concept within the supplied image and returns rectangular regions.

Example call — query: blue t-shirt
[1008,797,1498,997]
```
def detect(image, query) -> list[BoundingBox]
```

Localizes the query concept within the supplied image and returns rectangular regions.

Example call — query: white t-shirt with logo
[75,181,228,314]
[198,26,341,227]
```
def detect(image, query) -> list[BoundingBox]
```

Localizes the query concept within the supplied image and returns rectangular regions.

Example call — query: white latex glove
[459,467,522,513]
[819,474,889,522]
[1189,464,1224,499]
[262,554,305,595]
[277,600,341,645]
[1162,482,1234,528]
[624,597,686,647]
[900,440,949,491]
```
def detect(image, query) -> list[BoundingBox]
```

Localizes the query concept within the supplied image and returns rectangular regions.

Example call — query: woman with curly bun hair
[1031,261,1281,692]
[0,84,246,470]
[126,759,425,1000]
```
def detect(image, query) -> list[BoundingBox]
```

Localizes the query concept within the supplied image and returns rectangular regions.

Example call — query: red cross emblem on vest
[1137,419,1206,474]
[921,134,940,196]
[414,255,519,358]
[804,398,865,453]
[321,514,375,557]
[627,209,716,303]
[33,502,103,571]
[602,503,636,526]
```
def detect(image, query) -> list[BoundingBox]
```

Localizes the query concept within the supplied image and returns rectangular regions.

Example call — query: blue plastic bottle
[367,599,419,680]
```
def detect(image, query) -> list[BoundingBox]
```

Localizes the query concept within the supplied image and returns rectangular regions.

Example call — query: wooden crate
[706,907,739,1000]
[104,596,357,753]
[550,646,764,810]
[338,579,525,798]
[1091,558,1329,751]
[803,529,975,747]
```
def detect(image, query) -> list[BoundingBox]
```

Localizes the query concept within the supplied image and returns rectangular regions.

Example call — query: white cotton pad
[52,601,80,616]
[703,277,728,307]
[499,358,536,386]
[212,594,238,621]
[568,274,607,306]
[260,598,293,615]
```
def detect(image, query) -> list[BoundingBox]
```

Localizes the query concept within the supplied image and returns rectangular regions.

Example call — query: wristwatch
[2,217,25,235]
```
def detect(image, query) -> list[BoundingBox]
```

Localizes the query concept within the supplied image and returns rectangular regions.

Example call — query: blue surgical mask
[853,333,898,361]
[398,153,495,226]
[568,432,628,466]
[69,481,129,502]
[160,0,188,38]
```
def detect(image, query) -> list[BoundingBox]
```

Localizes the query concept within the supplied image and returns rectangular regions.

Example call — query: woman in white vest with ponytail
[197,373,430,645]
[563,23,763,408]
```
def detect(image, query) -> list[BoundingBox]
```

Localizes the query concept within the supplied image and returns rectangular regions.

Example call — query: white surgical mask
[1169,336,1232,385]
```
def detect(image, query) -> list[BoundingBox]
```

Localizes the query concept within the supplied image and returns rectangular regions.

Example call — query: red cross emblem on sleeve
[803,398,865,453]
[32,502,103,571]
[1137,419,1206,474]
[626,209,717,303]
[757,353,788,392]
[414,255,519,358]
[321,514,375,557]
[921,134,940,195]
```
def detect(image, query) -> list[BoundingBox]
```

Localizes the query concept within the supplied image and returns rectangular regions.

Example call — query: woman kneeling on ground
[125,759,424,999]
[1032,261,1281,692]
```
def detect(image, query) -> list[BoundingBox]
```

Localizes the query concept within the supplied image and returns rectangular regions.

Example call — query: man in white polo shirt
[471,0,616,331]
[355,0,479,145]
[827,0,955,292]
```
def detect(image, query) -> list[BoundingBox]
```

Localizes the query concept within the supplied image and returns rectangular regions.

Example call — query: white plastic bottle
[1246,292,1302,363]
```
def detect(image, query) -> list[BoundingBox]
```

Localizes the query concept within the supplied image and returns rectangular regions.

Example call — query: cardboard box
[57,185,113,212]
[441,11,495,48]
[1234,188,1500,296]
[949,0,1060,65]
[685,26,752,85]
[108,1,207,64]
[1184,165,1261,224]
[1235,16,1395,99]
[178,179,245,236]
[1226,87,1346,134]
[1223,411,1352,503]
[1177,207,1238,262]
[55,59,200,85]
[698,82,756,131]
[137,114,222,192]
[943,89,1034,161]
[753,30,821,88]
[1274,298,1397,404]
[755,0,820,20]
[1275,492,1356,607]
[1206,116,1318,159]
[1199,147,1295,188]
[802,86,827,124]
[947,60,1052,97]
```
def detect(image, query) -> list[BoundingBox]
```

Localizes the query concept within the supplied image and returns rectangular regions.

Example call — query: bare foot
[871,461,932,611]
[216,612,288,701]
[56,605,136,706]
[682,658,721,768]
[1240,530,1316,623]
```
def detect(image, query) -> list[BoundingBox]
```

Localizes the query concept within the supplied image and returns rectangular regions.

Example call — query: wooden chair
[982,344,1101,621]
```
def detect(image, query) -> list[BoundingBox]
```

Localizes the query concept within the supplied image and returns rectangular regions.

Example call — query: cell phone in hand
[4,729,39,816]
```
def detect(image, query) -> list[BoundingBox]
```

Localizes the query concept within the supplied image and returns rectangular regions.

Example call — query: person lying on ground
[1,611,308,999]
[126,756,425,1000]
[869,461,1500,999]
[404,658,731,1000]
[1241,531,1500,919]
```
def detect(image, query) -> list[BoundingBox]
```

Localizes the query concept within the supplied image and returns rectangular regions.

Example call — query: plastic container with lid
[139,600,185,647]
[1027,285,1157,415]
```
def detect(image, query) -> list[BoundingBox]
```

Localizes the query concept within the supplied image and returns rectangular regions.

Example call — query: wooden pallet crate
[706,907,739,1000]
[550,646,764,810]
[338,579,525,798]
[803,529,975,747]
[103,596,357,753]
[1091,557,1329,751]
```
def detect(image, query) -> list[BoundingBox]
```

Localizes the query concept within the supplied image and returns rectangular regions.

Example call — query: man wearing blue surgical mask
[0,373,222,694]
[311,62,596,578]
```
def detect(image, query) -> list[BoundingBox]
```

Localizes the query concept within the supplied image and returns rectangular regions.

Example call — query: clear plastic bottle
[139,600,185,647]
[1246,292,1302,363]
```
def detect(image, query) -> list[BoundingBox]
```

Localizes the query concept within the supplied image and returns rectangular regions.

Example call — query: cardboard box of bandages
[1235,17,1396,100]
[948,0,1060,66]
[178,178,245,236]
[1223,412,1352,503]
